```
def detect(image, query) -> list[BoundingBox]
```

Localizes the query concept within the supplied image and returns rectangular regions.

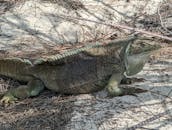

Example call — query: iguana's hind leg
[1,79,44,104]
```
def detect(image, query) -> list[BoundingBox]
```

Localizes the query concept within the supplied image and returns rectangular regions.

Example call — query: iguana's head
[124,38,161,76]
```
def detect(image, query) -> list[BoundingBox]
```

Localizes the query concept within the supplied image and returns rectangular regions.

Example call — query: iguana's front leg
[106,73,124,96]
[1,79,45,104]
[106,73,147,96]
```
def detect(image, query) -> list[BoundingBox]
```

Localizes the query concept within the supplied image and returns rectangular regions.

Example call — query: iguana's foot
[120,87,147,96]
[106,85,123,96]
[107,85,147,97]
[121,78,145,84]
[1,85,30,106]
[0,92,17,105]
[1,79,44,105]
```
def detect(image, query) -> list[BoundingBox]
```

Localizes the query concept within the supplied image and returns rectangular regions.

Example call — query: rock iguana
[0,36,160,104]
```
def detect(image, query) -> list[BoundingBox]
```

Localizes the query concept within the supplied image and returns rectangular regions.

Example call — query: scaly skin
[0,36,160,104]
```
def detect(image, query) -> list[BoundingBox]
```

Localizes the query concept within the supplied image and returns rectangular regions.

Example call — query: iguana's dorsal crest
[0,57,32,66]
[34,35,137,65]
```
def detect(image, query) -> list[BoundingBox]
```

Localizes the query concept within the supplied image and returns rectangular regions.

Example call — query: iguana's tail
[0,58,32,81]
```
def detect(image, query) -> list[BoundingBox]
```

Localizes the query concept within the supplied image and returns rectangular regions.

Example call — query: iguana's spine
[0,58,32,81]
[34,36,137,65]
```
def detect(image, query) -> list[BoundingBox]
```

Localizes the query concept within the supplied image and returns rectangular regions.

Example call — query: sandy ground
[0,46,171,130]
[0,0,172,130]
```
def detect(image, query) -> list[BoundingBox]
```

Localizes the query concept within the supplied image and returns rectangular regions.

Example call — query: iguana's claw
[121,87,147,96]
[121,78,145,84]
[0,94,17,106]
[106,85,147,97]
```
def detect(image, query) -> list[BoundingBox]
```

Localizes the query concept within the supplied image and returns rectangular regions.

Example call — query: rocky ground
[0,45,171,130]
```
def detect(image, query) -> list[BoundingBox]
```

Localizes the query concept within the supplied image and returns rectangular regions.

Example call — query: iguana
[0,36,160,104]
